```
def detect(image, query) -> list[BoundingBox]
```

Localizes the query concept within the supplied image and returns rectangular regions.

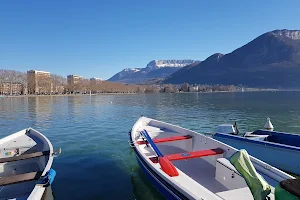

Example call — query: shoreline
[0,93,140,98]
[1,89,300,98]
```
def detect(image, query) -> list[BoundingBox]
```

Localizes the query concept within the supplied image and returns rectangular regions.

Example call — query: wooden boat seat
[0,171,43,186]
[0,151,50,163]
[149,148,224,163]
[165,148,224,161]
[137,135,192,145]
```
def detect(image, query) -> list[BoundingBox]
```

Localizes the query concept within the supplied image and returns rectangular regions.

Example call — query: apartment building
[27,70,51,94]
[67,75,83,93]
[0,82,24,95]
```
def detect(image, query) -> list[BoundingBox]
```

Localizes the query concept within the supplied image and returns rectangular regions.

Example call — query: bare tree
[0,69,27,95]
[51,74,67,94]
[0,69,26,83]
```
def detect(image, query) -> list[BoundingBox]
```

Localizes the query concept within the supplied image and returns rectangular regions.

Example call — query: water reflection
[67,96,84,117]
[27,96,52,128]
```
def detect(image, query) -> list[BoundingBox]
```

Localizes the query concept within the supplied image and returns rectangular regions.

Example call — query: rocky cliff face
[109,60,196,84]
[272,29,300,40]
[145,60,196,70]
[165,29,300,88]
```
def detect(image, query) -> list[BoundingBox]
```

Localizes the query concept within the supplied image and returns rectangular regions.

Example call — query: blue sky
[0,0,299,80]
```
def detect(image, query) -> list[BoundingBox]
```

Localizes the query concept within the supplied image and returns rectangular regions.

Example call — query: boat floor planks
[0,171,43,186]
[0,151,50,163]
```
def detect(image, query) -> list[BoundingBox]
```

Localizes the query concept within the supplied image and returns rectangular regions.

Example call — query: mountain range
[165,29,300,88]
[109,29,300,88]
[108,60,196,84]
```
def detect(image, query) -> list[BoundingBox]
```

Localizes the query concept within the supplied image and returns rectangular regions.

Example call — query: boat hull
[135,154,181,200]
[214,133,300,175]
[130,133,186,200]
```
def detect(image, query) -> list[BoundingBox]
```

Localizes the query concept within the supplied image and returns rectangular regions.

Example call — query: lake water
[1,92,300,200]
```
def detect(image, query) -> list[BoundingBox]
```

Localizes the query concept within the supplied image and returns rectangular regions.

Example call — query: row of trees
[0,69,239,95]
[66,80,147,94]
[0,69,67,86]
[50,74,67,92]
[0,69,146,94]
[0,69,67,94]
[0,69,27,84]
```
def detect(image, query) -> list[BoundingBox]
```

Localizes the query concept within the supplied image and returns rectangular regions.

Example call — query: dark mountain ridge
[165,29,300,88]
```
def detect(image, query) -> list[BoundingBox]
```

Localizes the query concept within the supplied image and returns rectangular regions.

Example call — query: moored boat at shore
[213,123,300,175]
[129,117,297,200]
[0,128,60,200]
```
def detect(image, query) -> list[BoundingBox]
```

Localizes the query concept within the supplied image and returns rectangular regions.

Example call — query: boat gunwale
[214,132,300,151]
[27,127,54,200]
[255,129,300,137]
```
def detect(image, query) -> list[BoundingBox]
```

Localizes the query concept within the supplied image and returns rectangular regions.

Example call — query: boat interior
[216,124,300,148]
[252,130,300,147]
[0,129,50,200]
[133,119,288,200]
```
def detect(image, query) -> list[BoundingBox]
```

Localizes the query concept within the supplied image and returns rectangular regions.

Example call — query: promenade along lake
[1,92,300,200]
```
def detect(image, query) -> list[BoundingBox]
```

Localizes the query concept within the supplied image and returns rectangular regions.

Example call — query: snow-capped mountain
[123,68,141,72]
[145,60,196,70]
[108,60,196,84]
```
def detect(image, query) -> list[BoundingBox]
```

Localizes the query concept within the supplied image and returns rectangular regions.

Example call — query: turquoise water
[1,92,300,200]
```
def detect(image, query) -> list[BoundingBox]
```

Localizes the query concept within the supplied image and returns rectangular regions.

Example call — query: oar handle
[141,130,164,157]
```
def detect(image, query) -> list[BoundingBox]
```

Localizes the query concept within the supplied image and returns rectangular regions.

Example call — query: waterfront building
[67,75,83,93]
[27,70,51,94]
[0,82,24,95]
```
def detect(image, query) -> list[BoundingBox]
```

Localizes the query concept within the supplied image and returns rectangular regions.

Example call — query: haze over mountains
[108,60,196,84]
[165,29,300,88]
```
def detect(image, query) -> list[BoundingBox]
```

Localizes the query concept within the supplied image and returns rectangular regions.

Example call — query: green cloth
[230,149,271,200]
[275,184,299,200]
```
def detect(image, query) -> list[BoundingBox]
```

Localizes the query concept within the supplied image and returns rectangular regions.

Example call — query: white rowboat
[0,128,59,200]
[129,117,296,200]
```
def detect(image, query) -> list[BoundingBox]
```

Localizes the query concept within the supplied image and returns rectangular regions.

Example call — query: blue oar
[141,130,164,157]
[141,130,179,177]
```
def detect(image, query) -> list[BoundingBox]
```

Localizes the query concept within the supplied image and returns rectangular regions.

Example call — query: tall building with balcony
[67,75,83,93]
[27,70,51,94]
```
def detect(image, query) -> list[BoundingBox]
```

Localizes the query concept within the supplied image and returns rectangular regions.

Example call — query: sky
[0,0,300,80]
